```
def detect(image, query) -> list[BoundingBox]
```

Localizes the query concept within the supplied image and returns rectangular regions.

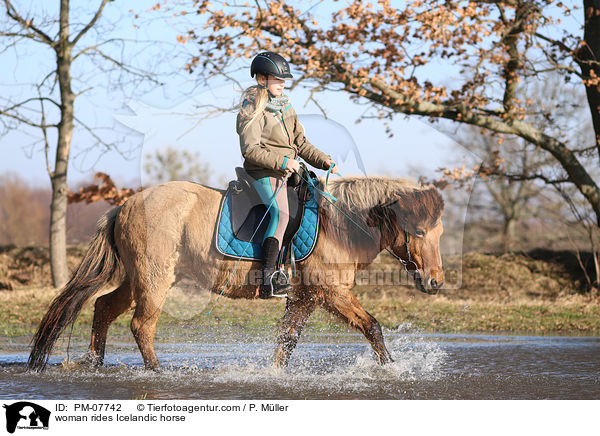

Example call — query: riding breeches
[252,175,289,250]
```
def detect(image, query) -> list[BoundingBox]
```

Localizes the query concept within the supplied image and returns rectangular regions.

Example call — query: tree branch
[0,108,58,129]
[87,47,165,86]
[497,2,525,117]
[494,171,571,185]
[2,97,61,112]
[71,0,110,46]
[2,0,54,45]
[37,85,54,178]
[364,77,600,224]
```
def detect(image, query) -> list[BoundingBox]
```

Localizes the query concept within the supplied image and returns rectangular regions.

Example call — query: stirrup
[259,269,291,299]
[269,270,292,298]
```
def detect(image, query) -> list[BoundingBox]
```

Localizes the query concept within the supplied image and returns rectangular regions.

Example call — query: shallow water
[1,332,598,400]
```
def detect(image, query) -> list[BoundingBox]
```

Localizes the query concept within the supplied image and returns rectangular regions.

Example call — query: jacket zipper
[278,112,297,159]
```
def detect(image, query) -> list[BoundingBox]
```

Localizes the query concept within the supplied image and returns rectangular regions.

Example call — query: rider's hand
[286,158,301,173]
[324,159,339,174]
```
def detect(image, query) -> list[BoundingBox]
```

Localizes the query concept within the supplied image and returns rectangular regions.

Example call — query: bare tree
[143,146,213,185]
[468,141,545,252]
[0,1,172,286]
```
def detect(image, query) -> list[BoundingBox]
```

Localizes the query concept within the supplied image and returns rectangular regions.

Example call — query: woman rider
[236,51,338,299]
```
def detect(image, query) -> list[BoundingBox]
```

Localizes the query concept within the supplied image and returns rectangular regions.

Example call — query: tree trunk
[49,0,74,288]
[49,172,70,288]
[579,0,600,160]
[501,216,515,253]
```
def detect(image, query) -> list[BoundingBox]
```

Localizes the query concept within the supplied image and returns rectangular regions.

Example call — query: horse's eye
[415,229,425,237]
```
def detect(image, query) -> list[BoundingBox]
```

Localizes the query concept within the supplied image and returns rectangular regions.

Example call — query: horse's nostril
[428,279,444,289]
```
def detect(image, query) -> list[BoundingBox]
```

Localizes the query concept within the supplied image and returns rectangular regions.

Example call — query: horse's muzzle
[414,272,442,295]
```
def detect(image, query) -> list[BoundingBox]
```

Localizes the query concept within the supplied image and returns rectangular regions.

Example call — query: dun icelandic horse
[28,176,444,371]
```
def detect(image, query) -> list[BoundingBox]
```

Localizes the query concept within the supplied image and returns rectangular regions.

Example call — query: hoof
[73,352,103,368]
[375,351,394,366]
[144,363,162,372]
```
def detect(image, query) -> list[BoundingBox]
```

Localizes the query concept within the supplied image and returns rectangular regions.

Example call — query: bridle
[384,223,439,295]
[384,225,418,273]
[299,165,439,295]
[378,200,419,273]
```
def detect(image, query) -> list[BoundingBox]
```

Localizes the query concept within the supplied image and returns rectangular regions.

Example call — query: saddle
[215,167,320,264]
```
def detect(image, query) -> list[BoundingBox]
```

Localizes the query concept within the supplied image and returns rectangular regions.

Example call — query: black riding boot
[259,237,292,299]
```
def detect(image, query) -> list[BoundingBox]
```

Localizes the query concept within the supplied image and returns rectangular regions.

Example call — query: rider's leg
[252,175,291,298]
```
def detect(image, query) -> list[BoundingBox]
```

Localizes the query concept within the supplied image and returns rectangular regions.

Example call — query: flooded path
[1,333,598,399]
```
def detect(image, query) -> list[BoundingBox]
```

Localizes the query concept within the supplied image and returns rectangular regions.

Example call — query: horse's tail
[28,206,124,371]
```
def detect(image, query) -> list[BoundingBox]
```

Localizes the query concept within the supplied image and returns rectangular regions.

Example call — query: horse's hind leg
[130,275,172,371]
[85,278,134,365]
[322,290,393,365]
[274,296,316,367]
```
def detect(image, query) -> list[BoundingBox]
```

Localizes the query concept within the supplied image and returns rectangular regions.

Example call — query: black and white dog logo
[3,402,50,433]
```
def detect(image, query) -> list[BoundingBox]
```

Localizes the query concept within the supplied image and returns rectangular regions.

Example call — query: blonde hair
[239,80,268,134]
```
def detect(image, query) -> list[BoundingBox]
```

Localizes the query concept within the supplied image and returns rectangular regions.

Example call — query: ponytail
[239,84,268,134]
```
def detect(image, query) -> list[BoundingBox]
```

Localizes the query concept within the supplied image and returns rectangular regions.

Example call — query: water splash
[0,332,447,399]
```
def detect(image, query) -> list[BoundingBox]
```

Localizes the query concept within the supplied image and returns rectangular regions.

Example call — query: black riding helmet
[250,52,293,79]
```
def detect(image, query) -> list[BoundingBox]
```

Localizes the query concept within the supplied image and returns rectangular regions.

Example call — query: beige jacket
[236,100,331,180]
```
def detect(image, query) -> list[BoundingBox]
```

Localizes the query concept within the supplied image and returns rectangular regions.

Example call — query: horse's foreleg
[273,296,316,367]
[86,279,134,366]
[322,291,393,365]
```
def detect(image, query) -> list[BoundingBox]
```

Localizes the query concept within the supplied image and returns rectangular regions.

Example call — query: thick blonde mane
[324,176,422,210]
[317,175,444,246]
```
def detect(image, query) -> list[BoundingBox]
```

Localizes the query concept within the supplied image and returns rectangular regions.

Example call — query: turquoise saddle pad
[215,178,320,262]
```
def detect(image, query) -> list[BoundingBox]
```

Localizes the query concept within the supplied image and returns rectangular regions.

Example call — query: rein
[382,225,437,295]
[297,163,425,281]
